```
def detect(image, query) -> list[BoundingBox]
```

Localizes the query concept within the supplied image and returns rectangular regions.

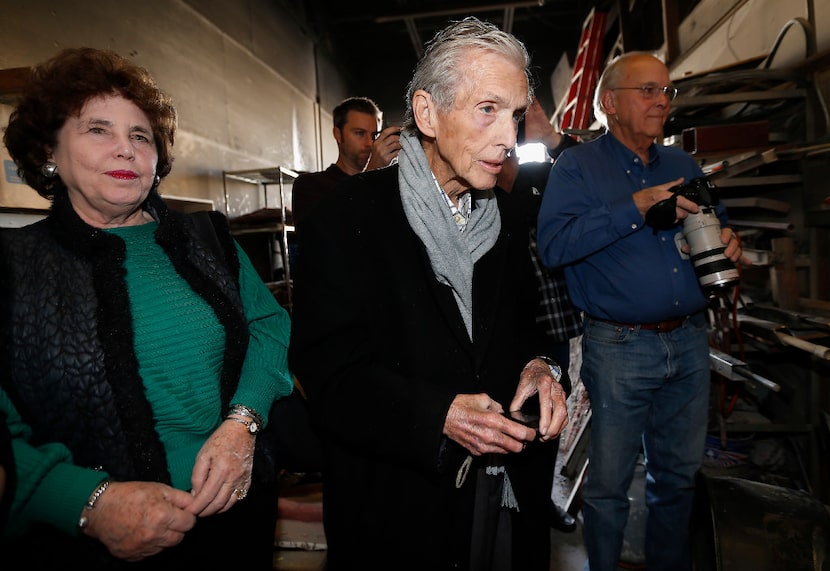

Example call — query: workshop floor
[271,478,622,571]
[272,494,596,571]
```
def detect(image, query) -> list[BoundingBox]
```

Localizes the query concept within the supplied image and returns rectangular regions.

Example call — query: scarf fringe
[486,464,519,511]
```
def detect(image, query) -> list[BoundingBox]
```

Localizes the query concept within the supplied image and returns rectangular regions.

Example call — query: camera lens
[683,208,739,290]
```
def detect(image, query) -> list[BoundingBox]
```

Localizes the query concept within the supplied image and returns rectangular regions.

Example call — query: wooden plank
[770,237,798,310]
[721,197,791,213]
[707,149,779,181]
[673,88,807,108]
[715,174,802,187]
[729,219,794,232]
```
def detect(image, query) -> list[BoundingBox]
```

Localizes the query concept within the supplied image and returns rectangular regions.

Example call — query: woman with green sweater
[0,47,293,569]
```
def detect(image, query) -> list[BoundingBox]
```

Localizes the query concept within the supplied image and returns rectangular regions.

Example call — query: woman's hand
[81,481,196,561]
[187,420,256,516]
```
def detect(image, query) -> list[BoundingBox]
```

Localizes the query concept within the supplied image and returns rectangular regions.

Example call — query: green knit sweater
[107,222,293,489]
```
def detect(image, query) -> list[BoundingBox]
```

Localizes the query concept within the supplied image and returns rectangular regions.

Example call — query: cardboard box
[1,103,51,210]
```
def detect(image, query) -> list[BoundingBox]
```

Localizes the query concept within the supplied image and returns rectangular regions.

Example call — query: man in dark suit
[291,96,401,229]
[289,17,569,571]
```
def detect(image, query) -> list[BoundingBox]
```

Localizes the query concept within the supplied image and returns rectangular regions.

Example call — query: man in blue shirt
[537,52,745,571]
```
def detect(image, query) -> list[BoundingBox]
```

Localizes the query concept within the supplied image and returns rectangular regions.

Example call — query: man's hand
[633,177,700,223]
[443,393,536,456]
[721,226,753,266]
[366,126,402,170]
[498,98,562,192]
[522,97,561,149]
[509,358,568,442]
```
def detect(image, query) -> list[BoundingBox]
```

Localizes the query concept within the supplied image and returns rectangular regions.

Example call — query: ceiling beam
[374,1,543,24]
[404,17,424,58]
[503,7,515,32]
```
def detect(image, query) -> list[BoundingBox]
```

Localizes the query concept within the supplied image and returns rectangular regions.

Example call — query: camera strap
[645,191,680,232]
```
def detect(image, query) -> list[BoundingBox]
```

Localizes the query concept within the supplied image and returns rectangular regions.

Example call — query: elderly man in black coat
[288,17,569,571]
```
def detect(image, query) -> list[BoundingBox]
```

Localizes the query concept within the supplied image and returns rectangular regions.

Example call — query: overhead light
[516,142,548,164]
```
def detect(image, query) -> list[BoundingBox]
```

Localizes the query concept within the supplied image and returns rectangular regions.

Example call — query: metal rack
[222,167,298,313]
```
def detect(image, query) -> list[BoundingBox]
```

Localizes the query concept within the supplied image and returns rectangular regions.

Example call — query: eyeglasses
[612,84,678,101]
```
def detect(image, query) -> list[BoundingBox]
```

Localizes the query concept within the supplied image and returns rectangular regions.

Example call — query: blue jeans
[579,312,710,571]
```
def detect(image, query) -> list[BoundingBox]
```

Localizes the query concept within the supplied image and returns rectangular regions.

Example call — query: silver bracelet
[225,415,261,435]
[227,403,263,427]
[78,479,111,529]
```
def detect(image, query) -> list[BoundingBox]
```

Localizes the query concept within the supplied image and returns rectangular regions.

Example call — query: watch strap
[534,355,563,383]
[226,415,260,434]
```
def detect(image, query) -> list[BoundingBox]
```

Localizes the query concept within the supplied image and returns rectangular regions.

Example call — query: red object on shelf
[560,8,607,131]
[681,121,770,155]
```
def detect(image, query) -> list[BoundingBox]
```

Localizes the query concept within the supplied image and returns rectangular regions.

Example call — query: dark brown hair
[2,47,177,198]
[332,96,381,131]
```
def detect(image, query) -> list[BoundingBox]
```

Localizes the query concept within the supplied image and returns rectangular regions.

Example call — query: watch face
[248,421,259,434]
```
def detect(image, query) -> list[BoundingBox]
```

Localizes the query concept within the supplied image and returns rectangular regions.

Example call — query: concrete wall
[0,0,343,217]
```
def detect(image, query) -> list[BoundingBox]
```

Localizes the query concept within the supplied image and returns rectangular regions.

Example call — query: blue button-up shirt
[537,132,727,324]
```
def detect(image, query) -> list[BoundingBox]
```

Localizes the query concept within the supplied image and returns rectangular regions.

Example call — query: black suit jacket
[289,164,554,570]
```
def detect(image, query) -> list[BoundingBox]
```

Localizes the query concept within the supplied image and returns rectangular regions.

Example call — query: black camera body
[646,177,739,291]
[674,177,718,207]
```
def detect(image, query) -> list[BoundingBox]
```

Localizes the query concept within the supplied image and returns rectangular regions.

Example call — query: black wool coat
[288,165,556,571]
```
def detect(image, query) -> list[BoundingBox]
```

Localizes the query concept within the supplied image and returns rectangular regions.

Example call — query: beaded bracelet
[78,479,111,529]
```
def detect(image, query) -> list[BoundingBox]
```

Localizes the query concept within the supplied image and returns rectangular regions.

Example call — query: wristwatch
[534,355,563,383]
[226,415,260,435]
[225,403,263,435]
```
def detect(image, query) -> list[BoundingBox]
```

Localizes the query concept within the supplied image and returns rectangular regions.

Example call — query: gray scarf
[398,131,501,339]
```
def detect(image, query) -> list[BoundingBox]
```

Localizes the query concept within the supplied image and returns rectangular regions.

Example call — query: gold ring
[234,488,248,501]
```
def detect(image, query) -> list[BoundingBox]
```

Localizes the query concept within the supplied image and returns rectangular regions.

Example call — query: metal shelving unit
[222,167,298,313]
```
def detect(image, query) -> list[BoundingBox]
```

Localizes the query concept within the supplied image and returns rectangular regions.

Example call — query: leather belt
[598,316,687,333]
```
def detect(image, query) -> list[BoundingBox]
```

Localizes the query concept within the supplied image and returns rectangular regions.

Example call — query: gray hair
[402,17,533,135]
[593,51,664,129]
